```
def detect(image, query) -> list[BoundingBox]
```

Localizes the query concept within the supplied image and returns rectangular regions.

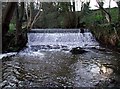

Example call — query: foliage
[81,7,118,25]
[8,23,15,33]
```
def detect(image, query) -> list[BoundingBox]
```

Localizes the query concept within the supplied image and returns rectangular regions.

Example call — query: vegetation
[9,23,15,33]
[2,1,120,52]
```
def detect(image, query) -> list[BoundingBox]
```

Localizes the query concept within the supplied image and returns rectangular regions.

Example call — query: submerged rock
[91,47,106,51]
[70,47,87,54]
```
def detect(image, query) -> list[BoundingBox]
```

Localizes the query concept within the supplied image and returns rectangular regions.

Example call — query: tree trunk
[29,9,42,29]
[96,0,111,24]
[2,2,17,37]
[109,0,111,14]
[117,1,120,22]
[27,2,34,29]
[73,2,75,11]
[27,2,43,29]
[15,2,25,45]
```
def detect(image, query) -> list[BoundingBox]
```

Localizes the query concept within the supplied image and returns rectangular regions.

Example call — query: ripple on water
[1,49,120,88]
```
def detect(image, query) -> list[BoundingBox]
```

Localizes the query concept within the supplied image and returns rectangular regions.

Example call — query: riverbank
[89,23,120,53]
[2,28,28,53]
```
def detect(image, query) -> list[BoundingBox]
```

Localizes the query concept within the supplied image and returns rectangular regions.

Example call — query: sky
[75,0,118,11]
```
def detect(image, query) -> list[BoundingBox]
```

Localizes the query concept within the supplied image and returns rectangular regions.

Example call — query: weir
[27,29,99,50]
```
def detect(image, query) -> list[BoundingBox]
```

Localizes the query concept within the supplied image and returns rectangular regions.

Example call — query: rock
[61,45,69,51]
[62,48,69,51]
[98,48,106,51]
[52,45,60,49]
[70,47,87,54]
[91,47,106,51]
[46,45,52,49]
[61,45,68,48]
[97,47,106,51]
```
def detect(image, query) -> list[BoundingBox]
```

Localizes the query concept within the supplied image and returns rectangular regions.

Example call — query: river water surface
[1,29,120,88]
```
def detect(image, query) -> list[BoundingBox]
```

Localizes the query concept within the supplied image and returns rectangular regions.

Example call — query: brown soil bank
[89,23,120,52]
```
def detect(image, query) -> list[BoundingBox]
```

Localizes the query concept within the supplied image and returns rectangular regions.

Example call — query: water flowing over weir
[27,29,99,51]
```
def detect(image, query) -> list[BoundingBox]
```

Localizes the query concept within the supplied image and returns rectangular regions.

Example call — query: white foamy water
[27,29,99,50]
[0,52,17,59]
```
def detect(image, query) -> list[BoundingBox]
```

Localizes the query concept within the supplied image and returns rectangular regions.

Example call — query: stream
[1,29,120,88]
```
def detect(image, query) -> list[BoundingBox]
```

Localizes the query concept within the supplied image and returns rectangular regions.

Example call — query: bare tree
[26,2,34,29]
[26,2,42,30]
[96,0,111,23]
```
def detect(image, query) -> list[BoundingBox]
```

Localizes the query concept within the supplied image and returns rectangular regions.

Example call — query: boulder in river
[70,47,87,54]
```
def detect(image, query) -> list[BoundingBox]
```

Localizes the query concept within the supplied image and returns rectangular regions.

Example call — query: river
[1,29,120,88]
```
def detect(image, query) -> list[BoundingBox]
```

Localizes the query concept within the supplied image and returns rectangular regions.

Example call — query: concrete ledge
[29,29,80,33]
